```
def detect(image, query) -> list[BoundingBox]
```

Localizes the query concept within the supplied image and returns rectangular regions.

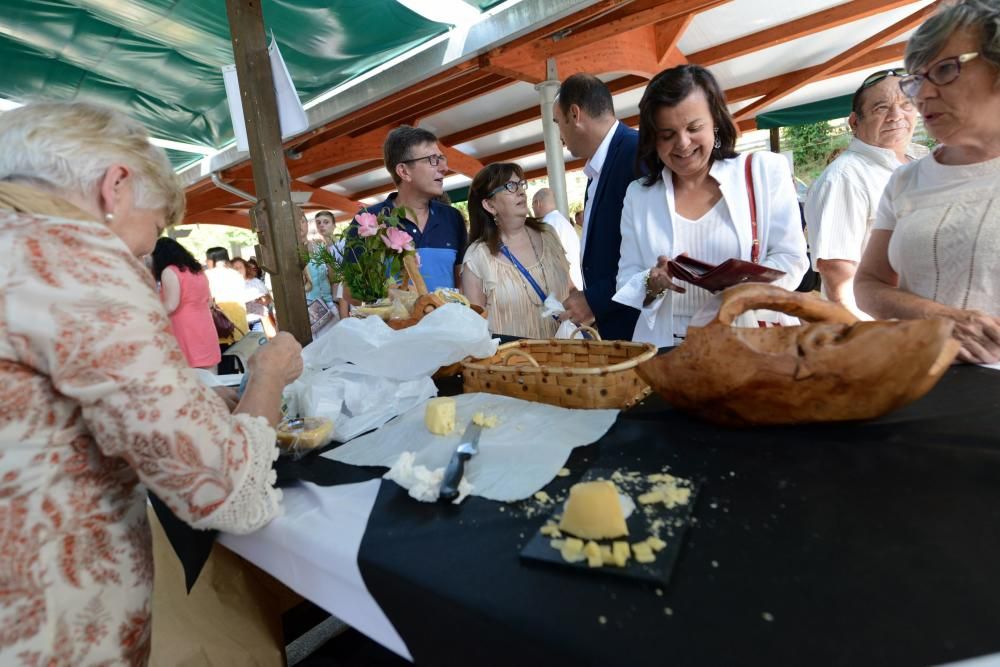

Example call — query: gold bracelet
[644,271,667,299]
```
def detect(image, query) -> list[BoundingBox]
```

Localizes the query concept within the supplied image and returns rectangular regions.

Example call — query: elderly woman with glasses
[462,163,572,338]
[0,101,302,663]
[856,0,1000,364]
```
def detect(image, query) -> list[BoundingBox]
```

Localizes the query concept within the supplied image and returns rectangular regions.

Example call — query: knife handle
[439,452,467,502]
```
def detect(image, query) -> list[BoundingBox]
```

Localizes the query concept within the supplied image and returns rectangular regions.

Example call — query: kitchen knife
[439,422,483,502]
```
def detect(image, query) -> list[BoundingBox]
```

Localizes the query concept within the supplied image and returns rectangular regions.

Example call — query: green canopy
[754,94,854,130]
[0,0,452,149]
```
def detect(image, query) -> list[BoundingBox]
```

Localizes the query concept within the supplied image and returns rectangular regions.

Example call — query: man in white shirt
[552,73,639,341]
[805,70,921,317]
[531,187,582,288]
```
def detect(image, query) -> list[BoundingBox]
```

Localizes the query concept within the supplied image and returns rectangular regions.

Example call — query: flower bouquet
[310,208,415,306]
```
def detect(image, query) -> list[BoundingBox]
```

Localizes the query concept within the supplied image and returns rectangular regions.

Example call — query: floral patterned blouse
[0,211,282,665]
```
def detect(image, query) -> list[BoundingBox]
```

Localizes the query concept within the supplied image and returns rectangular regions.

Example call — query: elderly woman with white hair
[856,0,1000,363]
[0,101,302,664]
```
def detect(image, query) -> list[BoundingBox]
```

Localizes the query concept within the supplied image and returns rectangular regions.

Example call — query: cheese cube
[559,537,586,563]
[599,545,614,565]
[646,536,667,552]
[583,540,602,568]
[424,397,456,435]
[559,480,629,540]
[632,542,655,564]
[612,541,631,567]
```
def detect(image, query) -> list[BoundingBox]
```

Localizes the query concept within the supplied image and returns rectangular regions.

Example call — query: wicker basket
[461,327,656,409]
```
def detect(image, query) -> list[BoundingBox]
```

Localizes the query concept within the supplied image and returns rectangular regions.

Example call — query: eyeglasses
[401,153,447,167]
[860,68,907,90]
[899,52,979,98]
[487,180,528,197]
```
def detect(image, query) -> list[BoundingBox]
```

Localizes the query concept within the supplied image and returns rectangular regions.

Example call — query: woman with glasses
[613,64,808,346]
[462,163,572,338]
[856,0,1000,364]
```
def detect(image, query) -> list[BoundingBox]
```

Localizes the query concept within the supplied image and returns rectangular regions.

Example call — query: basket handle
[569,325,602,340]
[498,349,540,368]
[716,284,858,326]
[402,254,428,296]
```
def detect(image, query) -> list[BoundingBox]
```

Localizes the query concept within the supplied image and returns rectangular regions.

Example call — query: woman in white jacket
[614,65,808,346]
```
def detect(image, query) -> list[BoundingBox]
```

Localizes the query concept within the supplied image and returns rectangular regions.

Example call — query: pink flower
[355,211,379,237]
[381,227,414,253]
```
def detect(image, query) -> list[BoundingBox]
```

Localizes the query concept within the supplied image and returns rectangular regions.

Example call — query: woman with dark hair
[614,65,808,345]
[462,163,571,338]
[152,237,222,370]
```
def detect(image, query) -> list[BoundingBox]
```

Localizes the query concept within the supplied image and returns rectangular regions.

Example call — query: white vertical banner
[222,38,309,152]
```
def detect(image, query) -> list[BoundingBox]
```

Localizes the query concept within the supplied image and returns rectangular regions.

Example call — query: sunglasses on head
[860,68,908,90]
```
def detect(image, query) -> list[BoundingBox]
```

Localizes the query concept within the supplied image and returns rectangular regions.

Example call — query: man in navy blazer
[553,74,640,341]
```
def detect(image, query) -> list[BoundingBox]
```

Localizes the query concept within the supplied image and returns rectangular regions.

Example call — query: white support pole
[535,58,570,219]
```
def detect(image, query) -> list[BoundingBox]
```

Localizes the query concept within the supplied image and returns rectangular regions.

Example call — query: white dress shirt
[805,138,920,271]
[581,120,620,260]
[541,209,583,288]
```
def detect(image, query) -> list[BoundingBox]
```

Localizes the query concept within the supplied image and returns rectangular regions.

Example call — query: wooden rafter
[724,42,906,104]
[530,0,727,60]
[291,180,363,213]
[654,14,695,66]
[733,1,938,121]
[183,210,252,229]
[688,0,918,66]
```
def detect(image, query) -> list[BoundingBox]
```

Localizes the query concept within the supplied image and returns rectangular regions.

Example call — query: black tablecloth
[356,365,1000,666]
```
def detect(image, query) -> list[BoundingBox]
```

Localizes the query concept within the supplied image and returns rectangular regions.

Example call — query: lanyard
[499,244,547,302]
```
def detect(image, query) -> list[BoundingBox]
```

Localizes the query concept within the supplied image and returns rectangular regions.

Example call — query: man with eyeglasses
[804,68,925,318]
[351,125,467,294]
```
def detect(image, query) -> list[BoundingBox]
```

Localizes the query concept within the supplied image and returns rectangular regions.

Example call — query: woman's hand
[950,309,1000,364]
[247,332,304,386]
[644,256,686,305]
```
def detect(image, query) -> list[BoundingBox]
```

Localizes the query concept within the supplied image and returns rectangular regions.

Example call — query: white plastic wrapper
[301,303,498,379]
[284,303,498,441]
[326,393,619,502]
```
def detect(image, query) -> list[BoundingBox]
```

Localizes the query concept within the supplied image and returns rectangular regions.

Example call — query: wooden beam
[725,42,907,105]
[737,118,757,133]
[290,126,389,180]
[311,160,384,188]
[532,0,727,60]
[225,0,311,344]
[523,158,586,181]
[733,2,938,122]
[689,0,917,66]
[291,181,363,214]
[182,210,252,229]
[439,145,485,179]
[654,14,695,66]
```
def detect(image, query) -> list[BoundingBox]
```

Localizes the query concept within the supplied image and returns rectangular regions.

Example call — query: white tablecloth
[219,480,413,661]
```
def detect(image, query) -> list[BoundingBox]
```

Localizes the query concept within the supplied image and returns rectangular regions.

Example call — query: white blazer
[613,151,808,346]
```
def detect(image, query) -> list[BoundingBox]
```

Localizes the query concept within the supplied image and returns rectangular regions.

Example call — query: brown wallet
[667,255,785,293]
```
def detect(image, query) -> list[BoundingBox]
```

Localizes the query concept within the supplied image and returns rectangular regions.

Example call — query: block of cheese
[276,417,334,451]
[558,480,629,540]
[424,397,456,435]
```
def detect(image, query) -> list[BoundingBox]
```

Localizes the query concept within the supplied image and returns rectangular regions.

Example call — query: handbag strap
[499,244,548,302]
[744,153,760,264]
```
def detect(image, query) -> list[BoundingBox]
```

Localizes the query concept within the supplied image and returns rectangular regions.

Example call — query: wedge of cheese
[424,397,456,435]
[558,480,629,540]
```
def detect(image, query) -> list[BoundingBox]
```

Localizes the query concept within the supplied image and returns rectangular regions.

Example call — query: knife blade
[439,421,483,502]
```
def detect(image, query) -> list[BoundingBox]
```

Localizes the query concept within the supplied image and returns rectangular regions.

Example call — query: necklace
[527,230,550,294]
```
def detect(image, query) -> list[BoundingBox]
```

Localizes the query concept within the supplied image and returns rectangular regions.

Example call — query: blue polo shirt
[362,193,468,291]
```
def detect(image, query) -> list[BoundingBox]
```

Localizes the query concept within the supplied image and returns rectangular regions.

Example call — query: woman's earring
[104,212,115,223]
[713,129,721,150]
